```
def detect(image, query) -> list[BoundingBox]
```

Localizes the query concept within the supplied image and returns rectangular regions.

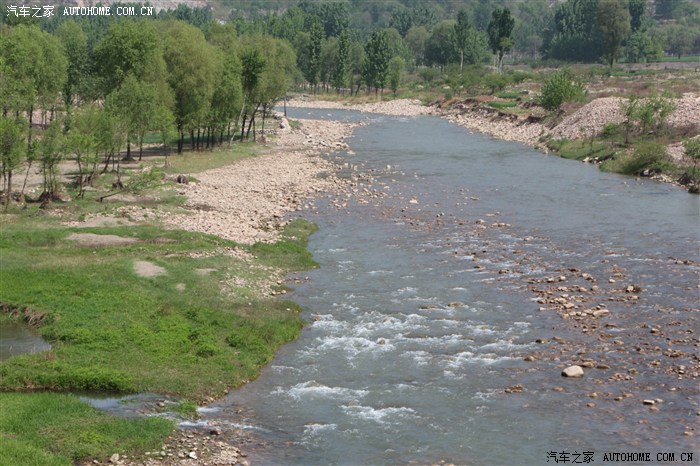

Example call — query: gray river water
[203,109,699,465]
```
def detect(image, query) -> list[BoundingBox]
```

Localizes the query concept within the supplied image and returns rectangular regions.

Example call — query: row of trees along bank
[2,0,699,202]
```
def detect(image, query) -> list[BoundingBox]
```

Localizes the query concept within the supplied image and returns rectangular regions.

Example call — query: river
[204,109,699,465]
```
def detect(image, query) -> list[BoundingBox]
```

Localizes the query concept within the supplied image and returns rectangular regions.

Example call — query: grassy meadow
[0,146,317,465]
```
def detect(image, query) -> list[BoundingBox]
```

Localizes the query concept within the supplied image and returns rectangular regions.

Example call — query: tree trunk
[460,50,464,72]
[126,140,131,160]
[190,130,195,151]
[240,114,247,141]
[28,105,33,152]
[178,130,184,154]
[138,138,143,161]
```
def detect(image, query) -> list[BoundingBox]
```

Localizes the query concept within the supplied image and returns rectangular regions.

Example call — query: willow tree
[162,21,218,152]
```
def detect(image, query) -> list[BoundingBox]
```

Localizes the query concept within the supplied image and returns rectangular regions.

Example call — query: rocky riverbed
[161,118,356,245]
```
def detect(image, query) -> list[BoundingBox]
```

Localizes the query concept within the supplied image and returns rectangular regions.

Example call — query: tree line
[1,0,699,203]
[0,9,298,203]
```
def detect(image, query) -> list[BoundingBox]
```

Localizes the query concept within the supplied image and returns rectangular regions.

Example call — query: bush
[483,73,510,95]
[537,69,587,111]
[602,141,667,175]
[601,123,621,139]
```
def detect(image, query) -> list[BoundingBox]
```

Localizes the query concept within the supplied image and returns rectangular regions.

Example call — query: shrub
[483,73,510,94]
[601,123,621,139]
[537,69,587,111]
[602,141,667,175]
[685,138,700,169]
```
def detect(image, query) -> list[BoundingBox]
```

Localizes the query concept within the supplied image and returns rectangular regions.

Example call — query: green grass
[163,143,259,174]
[0,139,320,463]
[485,101,518,109]
[0,392,172,466]
[0,221,308,398]
[545,138,617,161]
[495,91,520,99]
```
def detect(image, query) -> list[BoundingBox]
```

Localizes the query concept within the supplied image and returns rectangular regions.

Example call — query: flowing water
[205,110,699,465]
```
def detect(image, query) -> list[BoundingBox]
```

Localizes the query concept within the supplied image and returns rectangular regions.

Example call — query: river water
[205,110,699,465]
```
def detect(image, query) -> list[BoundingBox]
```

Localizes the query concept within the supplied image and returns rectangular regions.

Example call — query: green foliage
[543,0,603,62]
[0,392,172,465]
[621,93,677,139]
[0,117,26,197]
[597,0,631,69]
[684,138,700,168]
[388,56,405,94]
[363,29,392,93]
[486,100,518,109]
[487,7,514,73]
[483,73,510,94]
[601,122,622,139]
[537,69,586,111]
[172,399,199,419]
[601,141,667,175]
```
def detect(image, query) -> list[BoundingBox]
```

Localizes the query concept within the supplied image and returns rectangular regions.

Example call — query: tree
[0,117,25,205]
[390,8,413,37]
[93,20,165,95]
[388,56,405,95]
[1,25,67,148]
[597,0,631,70]
[238,48,266,141]
[162,21,218,152]
[303,18,323,92]
[331,30,350,92]
[455,9,471,71]
[37,119,65,199]
[106,74,160,161]
[405,26,429,66]
[628,0,646,32]
[362,29,392,96]
[56,21,88,109]
[543,0,603,62]
[487,7,514,74]
[425,20,458,68]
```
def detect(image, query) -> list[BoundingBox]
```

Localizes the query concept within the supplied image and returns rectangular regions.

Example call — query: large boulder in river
[561,365,584,378]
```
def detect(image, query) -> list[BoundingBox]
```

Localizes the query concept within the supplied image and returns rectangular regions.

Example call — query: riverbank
[0,115,361,465]
[287,93,700,191]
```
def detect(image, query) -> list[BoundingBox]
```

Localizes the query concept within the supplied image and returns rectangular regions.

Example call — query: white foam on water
[341,405,418,424]
[392,286,418,295]
[301,423,338,445]
[276,381,370,401]
[368,269,393,275]
[196,406,220,414]
[402,350,432,365]
[312,335,395,357]
[225,421,271,433]
[179,420,209,428]
[328,248,347,253]
[480,340,532,351]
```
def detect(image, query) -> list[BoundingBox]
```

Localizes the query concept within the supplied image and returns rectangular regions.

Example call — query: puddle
[0,320,51,360]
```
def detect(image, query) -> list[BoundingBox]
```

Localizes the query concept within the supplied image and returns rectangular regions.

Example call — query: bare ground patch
[133,260,167,278]
[67,233,139,247]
